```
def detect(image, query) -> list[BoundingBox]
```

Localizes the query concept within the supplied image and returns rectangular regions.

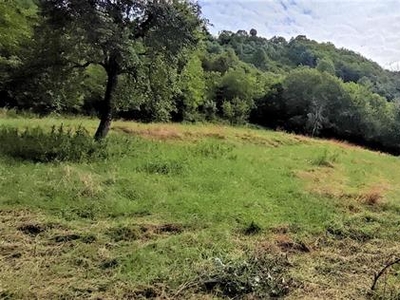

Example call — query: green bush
[0,125,123,162]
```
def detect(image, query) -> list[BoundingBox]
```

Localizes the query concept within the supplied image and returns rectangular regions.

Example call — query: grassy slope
[1,115,400,299]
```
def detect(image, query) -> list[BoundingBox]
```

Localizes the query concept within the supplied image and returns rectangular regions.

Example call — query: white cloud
[199,0,400,70]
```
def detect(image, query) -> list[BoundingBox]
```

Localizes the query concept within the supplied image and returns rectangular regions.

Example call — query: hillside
[1,115,400,299]
[211,31,400,101]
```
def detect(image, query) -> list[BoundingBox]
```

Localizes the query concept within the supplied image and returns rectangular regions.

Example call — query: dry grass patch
[111,122,309,147]
[356,184,392,207]
[0,212,191,299]
[61,165,104,198]
[287,237,400,300]
[296,167,351,200]
[0,210,133,299]
[296,166,392,211]
[113,124,223,142]
[252,232,400,300]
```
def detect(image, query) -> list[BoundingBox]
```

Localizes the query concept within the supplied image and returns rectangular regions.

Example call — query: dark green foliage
[6,0,204,139]
[2,0,400,154]
[0,125,126,162]
[222,97,251,125]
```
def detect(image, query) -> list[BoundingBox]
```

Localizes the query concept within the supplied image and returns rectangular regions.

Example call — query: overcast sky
[198,0,400,70]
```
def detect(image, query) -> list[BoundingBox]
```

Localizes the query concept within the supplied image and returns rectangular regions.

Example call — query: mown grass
[1,113,400,299]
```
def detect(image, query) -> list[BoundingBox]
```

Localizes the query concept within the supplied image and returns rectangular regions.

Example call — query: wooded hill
[1,1,400,153]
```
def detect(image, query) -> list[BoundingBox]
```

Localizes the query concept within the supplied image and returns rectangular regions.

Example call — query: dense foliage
[1,2,400,152]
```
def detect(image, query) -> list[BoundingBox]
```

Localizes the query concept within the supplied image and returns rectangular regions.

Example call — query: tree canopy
[35,0,203,139]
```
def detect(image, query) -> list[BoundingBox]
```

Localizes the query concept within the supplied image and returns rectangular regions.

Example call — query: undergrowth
[0,125,131,162]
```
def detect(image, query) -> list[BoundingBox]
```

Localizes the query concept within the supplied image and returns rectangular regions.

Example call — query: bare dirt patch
[275,235,311,254]
[17,223,46,236]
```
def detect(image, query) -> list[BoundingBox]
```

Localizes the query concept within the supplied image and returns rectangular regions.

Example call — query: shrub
[222,97,251,125]
[0,125,127,162]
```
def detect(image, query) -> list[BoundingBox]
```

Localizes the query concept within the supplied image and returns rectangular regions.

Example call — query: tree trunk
[94,67,119,141]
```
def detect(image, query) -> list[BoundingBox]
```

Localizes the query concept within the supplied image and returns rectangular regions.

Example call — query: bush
[222,97,251,125]
[0,125,122,162]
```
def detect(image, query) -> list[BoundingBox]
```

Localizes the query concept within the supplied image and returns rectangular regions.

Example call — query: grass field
[1,114,400,299]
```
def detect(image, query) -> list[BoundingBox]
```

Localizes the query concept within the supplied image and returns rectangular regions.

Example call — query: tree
[177,52,206,121]
[316,58,335,75]
[0,0,37,58]
[39,0,203,139]
[251,48,269,70]
[0,0,37,102]
[281,68,349,134]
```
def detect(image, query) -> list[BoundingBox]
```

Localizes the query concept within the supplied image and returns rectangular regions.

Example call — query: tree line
[1,1,400,153]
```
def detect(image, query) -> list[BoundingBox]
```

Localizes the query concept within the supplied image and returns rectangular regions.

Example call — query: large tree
[39,0,203,139]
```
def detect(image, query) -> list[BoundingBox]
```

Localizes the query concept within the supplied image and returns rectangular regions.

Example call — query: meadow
[1,113,400,299]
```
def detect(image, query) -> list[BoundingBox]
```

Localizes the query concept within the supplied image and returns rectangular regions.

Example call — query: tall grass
[0,125,130,162]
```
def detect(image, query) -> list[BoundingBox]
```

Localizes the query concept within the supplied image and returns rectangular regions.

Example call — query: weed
[311,149,340,167]
[0,125,103,162]
[191,140,235,159]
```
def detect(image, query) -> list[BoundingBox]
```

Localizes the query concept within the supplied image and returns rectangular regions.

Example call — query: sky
[198,0,400,70]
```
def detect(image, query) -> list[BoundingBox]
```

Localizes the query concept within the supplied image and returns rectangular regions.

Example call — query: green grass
[1,114,400,299]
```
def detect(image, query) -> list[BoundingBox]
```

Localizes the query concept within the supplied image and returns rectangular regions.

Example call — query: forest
[2,0,400,153]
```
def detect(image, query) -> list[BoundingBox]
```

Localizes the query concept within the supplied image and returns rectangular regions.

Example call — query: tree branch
[371,257,400,291]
